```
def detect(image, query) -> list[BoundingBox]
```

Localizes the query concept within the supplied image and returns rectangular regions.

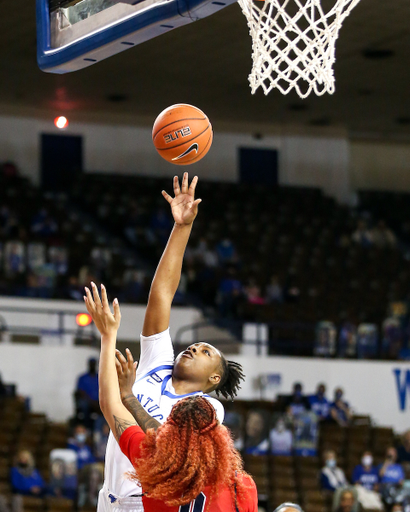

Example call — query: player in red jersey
[84,284,258,512]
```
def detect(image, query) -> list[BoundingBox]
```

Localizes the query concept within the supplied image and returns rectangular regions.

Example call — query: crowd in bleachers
[3,164,410,358]
[2,371,410,512]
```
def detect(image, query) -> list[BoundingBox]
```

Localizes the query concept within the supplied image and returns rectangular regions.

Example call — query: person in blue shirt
[10,450,45,497]
[67,424,96,470]
[75,357,100,423]
[309,383,330,421]
[352,451,379,491]
[330,388,352,427]
[378,447,404,485]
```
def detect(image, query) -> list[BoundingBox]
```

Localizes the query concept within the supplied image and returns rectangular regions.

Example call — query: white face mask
[362,455,373,466]
[76,433,87,444]
[326,458,336,468]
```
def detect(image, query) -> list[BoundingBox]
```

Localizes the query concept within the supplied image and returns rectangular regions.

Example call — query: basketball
[152,104,213,165]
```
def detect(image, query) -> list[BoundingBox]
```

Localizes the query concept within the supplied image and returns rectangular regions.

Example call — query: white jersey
[102,328,225,500]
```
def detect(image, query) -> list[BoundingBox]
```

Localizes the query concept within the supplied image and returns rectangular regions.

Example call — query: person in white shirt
[90,173,244,512]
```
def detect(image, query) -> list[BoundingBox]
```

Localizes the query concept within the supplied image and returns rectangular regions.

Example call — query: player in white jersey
[92,173,245,512]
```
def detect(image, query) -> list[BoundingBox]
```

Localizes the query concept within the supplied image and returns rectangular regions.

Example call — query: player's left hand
[84,282,121,336]
[115,348,137,399]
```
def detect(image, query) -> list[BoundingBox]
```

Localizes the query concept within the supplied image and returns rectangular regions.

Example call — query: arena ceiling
[2,0,410,139]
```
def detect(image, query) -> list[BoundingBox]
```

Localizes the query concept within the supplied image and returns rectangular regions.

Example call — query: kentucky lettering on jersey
[98,328,225,508]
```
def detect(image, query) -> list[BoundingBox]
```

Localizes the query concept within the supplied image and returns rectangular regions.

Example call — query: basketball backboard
[37,0,235,73]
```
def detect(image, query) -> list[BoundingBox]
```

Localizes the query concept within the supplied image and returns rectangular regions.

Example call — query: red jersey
[119,426,258,512]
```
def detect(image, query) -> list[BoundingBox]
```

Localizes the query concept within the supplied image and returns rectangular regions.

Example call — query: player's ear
[209,373,221,387]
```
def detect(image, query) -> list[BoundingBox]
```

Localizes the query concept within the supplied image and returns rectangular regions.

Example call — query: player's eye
[204,349,210,356]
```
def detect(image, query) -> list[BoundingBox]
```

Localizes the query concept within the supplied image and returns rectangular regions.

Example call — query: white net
[237,0,361,98]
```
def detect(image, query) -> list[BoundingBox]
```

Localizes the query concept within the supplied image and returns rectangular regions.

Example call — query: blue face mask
[326,459,336,468]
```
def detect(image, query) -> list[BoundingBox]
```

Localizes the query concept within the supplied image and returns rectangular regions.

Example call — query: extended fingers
[91,282,102,308]
[115,358,123,375]
[100,284,111,313]
[162,190,172,204]
[181,172,189,194]
[188,175,198,196]
[173,175,180,196]
[115,349,127,368]
[125,348,134,369]
[84,287,95,310]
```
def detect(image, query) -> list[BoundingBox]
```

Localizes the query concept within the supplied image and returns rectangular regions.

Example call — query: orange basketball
[152,104,213,165]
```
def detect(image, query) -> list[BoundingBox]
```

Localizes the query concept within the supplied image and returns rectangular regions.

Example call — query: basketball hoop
[237,0,362,98]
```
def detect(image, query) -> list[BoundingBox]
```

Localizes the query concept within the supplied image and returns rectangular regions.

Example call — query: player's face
[174,342,222,387]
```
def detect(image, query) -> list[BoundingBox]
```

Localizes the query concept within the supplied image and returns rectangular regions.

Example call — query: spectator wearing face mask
[270,418,293,455]
[330,388,352,427]
[378,447,404,485]
[321,450,348,491]
[67,425,96,470]
[10,449,45,512]
[309,383,330,421]
[352,451,379,491]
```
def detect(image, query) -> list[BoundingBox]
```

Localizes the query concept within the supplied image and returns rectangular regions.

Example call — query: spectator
[217,266,243,319]
[194,238,218,268]
[10,450,45,499]
[352,219,373,247]
[67,425,96,470]
[270,418,293,455]
[352,451,379,491]
[285,382,311,417]
[4,241,25,276]
[31,208,58,238]
[309,383,330,420]
[216,238,237,264]
[378,447,404,485]
[334,488,359,512]
[265,275,283,303]
[330,388,352,427]
[397,430,410,463]
[321,449,348,491]
[372,220,397,249]
[245,279,265,305]
[75,358,100,423]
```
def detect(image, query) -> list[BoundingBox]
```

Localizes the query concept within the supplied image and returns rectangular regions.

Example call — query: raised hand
[84,282,121,336]
[162,172,201,226]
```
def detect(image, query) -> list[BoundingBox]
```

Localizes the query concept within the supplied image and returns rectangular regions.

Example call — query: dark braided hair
[214,354,245,400]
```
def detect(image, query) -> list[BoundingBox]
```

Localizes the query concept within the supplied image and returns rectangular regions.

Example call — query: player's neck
[171,376,205,395]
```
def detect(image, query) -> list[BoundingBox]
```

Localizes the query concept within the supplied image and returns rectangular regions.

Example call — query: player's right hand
[162,173,201,226]
[115,348,137,399]
[84,282,121,336]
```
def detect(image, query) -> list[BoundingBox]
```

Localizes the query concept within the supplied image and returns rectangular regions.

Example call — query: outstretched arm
[142,172,201,337]
[84,283,136,443]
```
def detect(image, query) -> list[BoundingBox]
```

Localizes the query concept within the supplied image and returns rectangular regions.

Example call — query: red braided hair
[130,396,249,508]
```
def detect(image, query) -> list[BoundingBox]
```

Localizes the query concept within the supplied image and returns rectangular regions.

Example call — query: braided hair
[214,355,245,401]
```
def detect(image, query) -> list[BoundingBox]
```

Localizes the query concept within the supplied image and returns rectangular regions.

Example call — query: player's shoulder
[203,396,225,423]
[140,327,171,343]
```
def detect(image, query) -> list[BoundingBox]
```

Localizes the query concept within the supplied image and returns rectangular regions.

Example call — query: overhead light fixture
[54,116,69,129]
[76,313,92,327]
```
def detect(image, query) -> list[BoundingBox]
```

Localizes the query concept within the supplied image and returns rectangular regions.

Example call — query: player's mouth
[182,350,193,359]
